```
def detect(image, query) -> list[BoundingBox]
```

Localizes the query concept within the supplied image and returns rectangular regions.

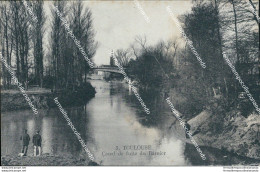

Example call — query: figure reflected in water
[20,129,30,156]
[33,130,42,156]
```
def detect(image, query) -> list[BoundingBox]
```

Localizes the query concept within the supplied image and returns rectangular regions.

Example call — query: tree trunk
[231,0,239,63]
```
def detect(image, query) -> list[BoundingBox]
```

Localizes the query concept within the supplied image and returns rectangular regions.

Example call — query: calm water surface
[1,80,206,165]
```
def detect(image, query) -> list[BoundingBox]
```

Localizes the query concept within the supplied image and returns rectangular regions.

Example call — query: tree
[128,36,177,89]
[9,1,31,87]
[0,3,13,89]
[49,0,98,90]
[31,0,45,88]
[68,0,98,89]
[50,1,67,89]
[114,49,131,67]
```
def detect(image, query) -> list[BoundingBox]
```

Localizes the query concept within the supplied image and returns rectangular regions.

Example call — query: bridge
[91,66,125,74]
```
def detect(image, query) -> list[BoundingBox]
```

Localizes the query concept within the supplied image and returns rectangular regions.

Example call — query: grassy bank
[1,154,100,166]
[1,82,96,112]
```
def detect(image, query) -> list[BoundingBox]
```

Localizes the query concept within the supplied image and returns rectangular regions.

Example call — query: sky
[44,0,192,66]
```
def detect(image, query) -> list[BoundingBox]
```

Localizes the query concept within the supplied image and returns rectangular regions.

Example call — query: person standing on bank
[20,129,30,156]
[33,130,42,156]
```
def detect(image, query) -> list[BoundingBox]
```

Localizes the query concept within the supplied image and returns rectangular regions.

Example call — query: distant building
[110,50,115,66]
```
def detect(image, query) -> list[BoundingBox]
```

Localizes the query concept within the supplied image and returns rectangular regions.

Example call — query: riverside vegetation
[111,1,259,160]
[0,0,259,165]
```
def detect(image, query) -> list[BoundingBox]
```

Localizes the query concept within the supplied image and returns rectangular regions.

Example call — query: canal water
[2,80,245,165]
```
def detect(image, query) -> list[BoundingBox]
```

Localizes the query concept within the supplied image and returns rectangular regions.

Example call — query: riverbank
[148,85,260,161]
[1,82,96,112]
[1,154,100,166]
[137,85,260,161]
[185,143,260,165]
[188,109,260,161]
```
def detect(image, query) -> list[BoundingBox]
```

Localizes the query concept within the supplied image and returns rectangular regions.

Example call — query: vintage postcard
[0,0,259,168]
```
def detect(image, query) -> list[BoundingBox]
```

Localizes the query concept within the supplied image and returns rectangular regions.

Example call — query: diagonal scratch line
[152,55,170,79]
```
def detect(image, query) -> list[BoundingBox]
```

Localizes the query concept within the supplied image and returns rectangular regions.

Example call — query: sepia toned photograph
[0,0,259,168]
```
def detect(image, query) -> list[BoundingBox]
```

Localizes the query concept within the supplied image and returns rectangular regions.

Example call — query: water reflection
[2,80,190,165]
